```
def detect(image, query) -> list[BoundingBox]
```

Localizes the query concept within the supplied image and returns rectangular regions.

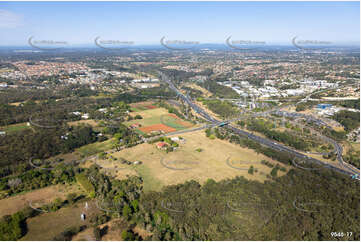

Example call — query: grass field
[130,101,157,112]
[21,199,100,241]
[41,136,114,164]
[125,108,169,126]
[350,142,360,152]
[160,113,193,129]
[0,122,31,134]
[76,138,115,157]
[45,151,82,164]
[68,119,99,127]
[125,107,193,135]
[0,184,83,217]
[93,157,139,180]
[89,93,116,100]
[108,130,287,192]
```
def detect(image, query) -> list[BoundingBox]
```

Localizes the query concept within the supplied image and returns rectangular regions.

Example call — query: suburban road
[159,73,360,178]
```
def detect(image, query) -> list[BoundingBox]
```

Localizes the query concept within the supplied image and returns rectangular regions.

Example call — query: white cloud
[0,10,23,28]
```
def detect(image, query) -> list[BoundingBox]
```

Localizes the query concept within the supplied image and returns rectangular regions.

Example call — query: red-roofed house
[130,123,141,129]
[156,142,168,150]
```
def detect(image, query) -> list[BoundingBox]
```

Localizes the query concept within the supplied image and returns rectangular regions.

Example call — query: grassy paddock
[125,107,193,134]
[0,122,31,133]
[76,139,114,157]
[0,184,82,218]
[110,130,288,191]
[75,174,95,195]
[21,200,100,241]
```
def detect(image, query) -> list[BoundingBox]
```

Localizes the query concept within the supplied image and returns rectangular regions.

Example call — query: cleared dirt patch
[145,105,157,109]
[139,124,176,134]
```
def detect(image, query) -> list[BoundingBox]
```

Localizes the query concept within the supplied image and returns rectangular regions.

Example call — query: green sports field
[124,107,193,133]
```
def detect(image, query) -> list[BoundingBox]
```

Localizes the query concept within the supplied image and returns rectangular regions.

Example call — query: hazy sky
[0,1,359,46]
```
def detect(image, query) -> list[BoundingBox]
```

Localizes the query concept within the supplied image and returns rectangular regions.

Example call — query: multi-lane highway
[159,73,360,178]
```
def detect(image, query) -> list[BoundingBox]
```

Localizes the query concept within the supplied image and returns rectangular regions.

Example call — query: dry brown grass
[9,102,22,106]
[71,227,95,241]
[68,119,99,127]
[133,226,152,239]
[94,158,139,180]
[183,83,212,97]
[110,130,287,191]
[127,107,168,121]
[46,151,82,163]
[21,200,100,241]
[73,218,152,241]
[0,184,83,217]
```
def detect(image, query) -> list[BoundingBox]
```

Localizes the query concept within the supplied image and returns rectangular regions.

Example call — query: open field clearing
[104,167,139,180]
[125,107,193,135]
[46,151,82,163]
[108,130,287,192]
[94,158,139,180]
[0,183,83,217]
[43,139,115,165]
[76,138,115,157]
[99,219,152,241]
[68,119,99,127]
[9,100,42,106]
[89,93,116,99]
[72,218,152,241]
[0,68,12,73]
[333,126,345,132]
[0,122,31,133]
[21,199,100,241]
[126,107,169,125]
[71,227,96,241]
[139,123,176,134]
[130,101,157,112]
[161,113,193,129]
[350,142,360,152]
[9,102,22,106]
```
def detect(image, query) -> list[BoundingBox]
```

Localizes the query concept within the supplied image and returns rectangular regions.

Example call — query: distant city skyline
[0,1,359,46]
